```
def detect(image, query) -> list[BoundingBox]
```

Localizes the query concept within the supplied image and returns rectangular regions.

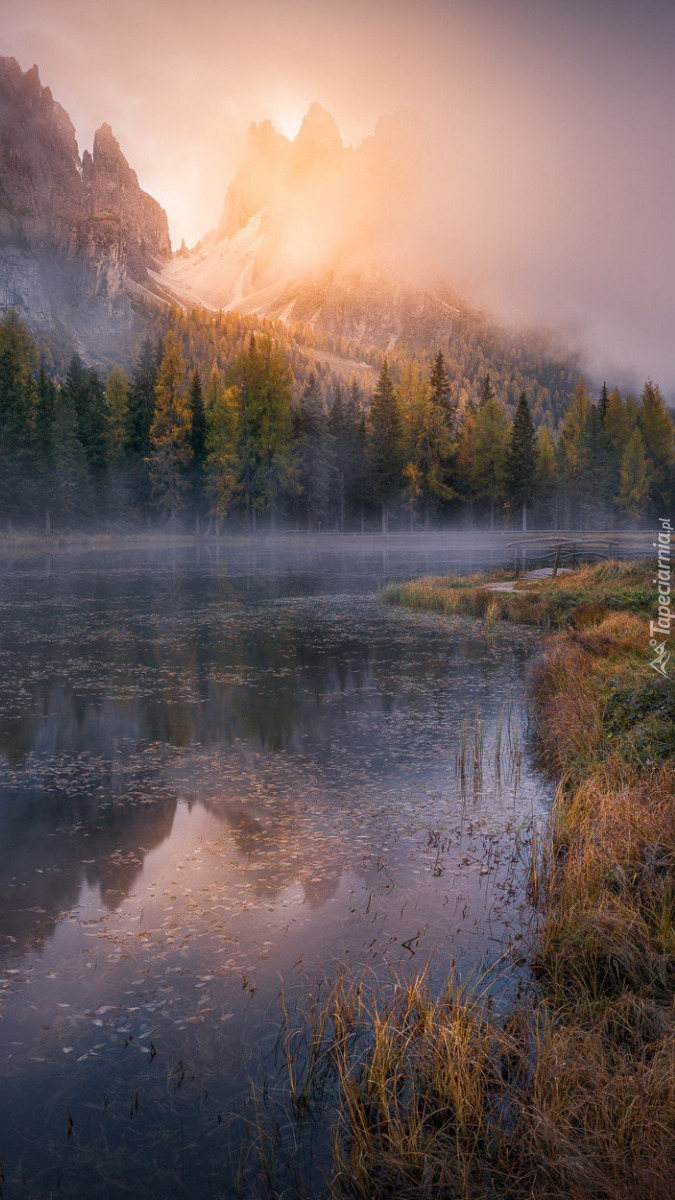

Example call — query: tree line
[1,309,673,532]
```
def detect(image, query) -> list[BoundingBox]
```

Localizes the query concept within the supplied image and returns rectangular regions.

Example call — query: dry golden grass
[249,566,675,1199]
[381,560,655,630]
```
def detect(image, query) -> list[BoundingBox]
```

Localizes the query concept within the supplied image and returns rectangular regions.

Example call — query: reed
[247,564,675,1199]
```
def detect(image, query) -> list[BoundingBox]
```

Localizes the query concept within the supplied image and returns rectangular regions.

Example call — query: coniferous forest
[1,306,673,534]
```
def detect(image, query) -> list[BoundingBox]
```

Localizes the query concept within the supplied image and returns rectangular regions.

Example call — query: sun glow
[273,104,306,140]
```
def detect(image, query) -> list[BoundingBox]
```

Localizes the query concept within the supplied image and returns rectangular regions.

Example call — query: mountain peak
[293,103,343,165]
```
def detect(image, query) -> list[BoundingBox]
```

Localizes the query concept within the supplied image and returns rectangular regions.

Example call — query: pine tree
[479,372,496,409]
[429,350,453,427]
[366,360,403,532]
[52,384,89,518]
[35,361,56,529]
[579,404,611,528]
[126,338,159,458]
[148,332,190,520]
[599,381,609,424]
[64,354,107,485]
[188,370,207,467]
[505,392,537,530]
[293,373,330,529]
[345,380,368,529]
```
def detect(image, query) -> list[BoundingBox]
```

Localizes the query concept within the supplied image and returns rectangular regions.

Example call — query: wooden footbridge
[506,532,653,574]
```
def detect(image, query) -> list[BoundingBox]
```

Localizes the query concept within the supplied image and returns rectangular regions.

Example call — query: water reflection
[0,541,548,1199]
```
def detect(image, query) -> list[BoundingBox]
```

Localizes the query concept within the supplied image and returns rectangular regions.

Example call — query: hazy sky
[3,0,675,392]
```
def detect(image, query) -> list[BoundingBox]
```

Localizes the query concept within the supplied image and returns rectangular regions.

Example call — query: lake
[0,537,550,1198]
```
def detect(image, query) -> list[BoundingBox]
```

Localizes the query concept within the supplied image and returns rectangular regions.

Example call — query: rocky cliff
[156,102,458,351]
[0,56,171,350]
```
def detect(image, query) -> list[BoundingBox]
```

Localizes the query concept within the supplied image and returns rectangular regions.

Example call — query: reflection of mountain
[0,759,177,957]
[0,559,533,963]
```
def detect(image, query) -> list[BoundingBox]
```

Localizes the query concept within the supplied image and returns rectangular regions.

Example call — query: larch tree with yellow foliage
[148,332,190,520]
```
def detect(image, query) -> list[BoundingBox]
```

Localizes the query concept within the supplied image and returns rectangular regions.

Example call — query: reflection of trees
[0,552,534,962]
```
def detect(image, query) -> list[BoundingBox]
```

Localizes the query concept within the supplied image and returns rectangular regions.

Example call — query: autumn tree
[105,366,130,464]
[233,334,294,529]
[0,310,38,518]
[559,378,592,525]
[637,380,674,510]
[205,367,239,523]
[148,332,190,520]
[401,365,454,527]
[617,429,649,523]
[469,394,510,529]
[534,426,557,526]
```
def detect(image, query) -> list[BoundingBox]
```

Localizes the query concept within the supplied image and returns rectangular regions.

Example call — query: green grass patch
[381,559,656,629]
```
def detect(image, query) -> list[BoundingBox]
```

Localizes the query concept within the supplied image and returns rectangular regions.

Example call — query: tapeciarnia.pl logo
[650,516,672,678]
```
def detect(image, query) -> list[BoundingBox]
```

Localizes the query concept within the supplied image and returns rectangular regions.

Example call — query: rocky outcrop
[0,56,171,347]
[159,102,453,350]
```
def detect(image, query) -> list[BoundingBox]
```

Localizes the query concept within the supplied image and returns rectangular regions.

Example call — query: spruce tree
[35,361,56,528]
[126,338,159,459]
[188,369,207,467]
[429,351,453,427]
[480,372,496,409]
[293,373,330,529]
[505,392,537,530]
[64,354,107,484]
[52,384,89,518]
[599,381,609,424]
[366,359,403,532]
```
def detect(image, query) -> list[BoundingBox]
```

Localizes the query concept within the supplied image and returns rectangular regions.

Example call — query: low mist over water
[0,540,550,1197]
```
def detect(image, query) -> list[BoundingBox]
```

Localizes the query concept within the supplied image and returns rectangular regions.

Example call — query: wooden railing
[506,532,652,574]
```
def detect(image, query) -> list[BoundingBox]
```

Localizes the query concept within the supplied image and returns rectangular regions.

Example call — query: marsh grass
[245,564,675,1199]
[381,559,656,629]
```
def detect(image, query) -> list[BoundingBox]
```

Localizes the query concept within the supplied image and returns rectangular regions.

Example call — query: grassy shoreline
[256,562,674,1198]
[381,559,656,628]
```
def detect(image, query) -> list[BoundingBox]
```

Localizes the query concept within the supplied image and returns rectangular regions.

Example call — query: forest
[0,307,673,533]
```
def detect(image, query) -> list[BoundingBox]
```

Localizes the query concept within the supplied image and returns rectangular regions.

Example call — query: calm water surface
[0,539,550,1198]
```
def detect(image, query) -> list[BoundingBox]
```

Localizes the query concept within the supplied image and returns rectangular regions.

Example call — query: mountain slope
[154,103,458,350]
[0,56,171,353]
